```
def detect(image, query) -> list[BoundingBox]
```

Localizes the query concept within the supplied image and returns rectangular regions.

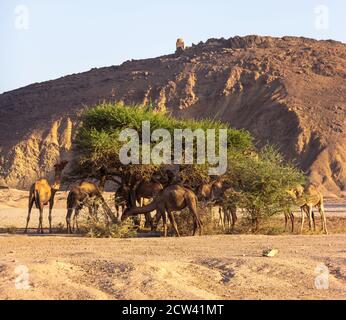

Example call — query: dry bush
[174,206,225,236]
[82,217,137,239]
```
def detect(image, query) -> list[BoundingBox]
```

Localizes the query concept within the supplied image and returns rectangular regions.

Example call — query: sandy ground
[0,189,345,300]
[0,234,345,300]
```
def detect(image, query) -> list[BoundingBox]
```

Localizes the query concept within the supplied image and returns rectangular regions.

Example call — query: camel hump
[79,181,99,195]
[304,183,322,199]
[35,179,50,189]
[305,183,319,192]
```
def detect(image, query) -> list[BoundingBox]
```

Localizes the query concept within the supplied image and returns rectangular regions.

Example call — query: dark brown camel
[25,161,69,234]
[133,180,164,227]
[116,170,176,227]
[122,185,203,237]
[66,174,116,234]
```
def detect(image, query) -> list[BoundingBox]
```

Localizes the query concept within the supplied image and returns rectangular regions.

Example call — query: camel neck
[98,176,107,193]
[52,172,62,190]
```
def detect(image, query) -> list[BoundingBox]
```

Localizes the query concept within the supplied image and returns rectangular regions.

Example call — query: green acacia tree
[225,146,305,231]
[73,102,305,234]
[74,102,253,185]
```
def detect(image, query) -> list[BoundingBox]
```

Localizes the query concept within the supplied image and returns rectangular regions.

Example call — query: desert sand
[0,189,345,300]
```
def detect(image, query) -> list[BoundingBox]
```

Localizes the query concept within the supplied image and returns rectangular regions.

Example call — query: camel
[66,172,116,234]
[197,177,237,230]
[132,171,178,227]
[122,185,203,237]
[114,183,127,219]
[133,180,164,227]
[287,184,328,234]
[115,170,176,227]
[25,161,69,234]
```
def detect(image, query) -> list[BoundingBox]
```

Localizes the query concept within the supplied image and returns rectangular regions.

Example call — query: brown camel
[116,170,176,227]
[122,185,203,237]
[66,173,116,234]
[25,161,69,234]
[287,184,328,234]
[133,180,164,227]
[197,177,237,230]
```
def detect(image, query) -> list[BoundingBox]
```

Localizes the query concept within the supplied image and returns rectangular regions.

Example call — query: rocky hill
[0,35,345,196]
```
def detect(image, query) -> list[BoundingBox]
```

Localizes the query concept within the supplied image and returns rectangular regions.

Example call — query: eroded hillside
[0,35,345,195]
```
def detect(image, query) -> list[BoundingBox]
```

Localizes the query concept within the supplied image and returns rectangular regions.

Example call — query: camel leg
[197,216,203,236]
[307,205,313,231]
[37,207,44,234]
[75,211,80,233]
[284,212,289,231]
[115,205,119,219]
[193,218,198,236]
[90,202,99,222]
[151,211,161,231]
[230,205,237,228]
[72,208,80,233]
[161,210,168,237]
[87,206,93,222]
[319,204,328,234]
[141,199,153,229]
[223,206,231,229]
[168,211,180,237]
[66,208,74,234]
[144,213,153,229]
[300,207,305,234]
[252,217,259,232]
[290,212,295,233]
[48,197,54,234]
[219,207,225,231]
[190,208,203,236]
[25,197,35,234]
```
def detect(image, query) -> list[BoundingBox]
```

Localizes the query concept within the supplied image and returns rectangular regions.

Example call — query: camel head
[51,160,69,190]
[54,160,69,172]
[286,184,305,200]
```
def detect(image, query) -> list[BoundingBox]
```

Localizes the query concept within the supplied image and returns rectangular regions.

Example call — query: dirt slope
[0,35,345,195]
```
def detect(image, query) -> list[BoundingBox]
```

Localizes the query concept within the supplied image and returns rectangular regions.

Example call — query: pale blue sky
[0,0,345,93]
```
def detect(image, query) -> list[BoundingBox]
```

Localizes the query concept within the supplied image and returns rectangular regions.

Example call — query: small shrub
[84,219,137,239]
[174,206,224,236]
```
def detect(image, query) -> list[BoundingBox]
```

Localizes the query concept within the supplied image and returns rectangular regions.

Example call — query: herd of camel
[24,160,328,236]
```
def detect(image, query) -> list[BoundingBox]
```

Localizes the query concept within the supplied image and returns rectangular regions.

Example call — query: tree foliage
[74,102,305,232]
[74,102,253,185]
[224,146,306,231]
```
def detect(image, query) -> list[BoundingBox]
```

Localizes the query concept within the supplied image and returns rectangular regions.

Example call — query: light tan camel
[288,184,328,234]
[66,173,116,234]
[25,161,69,234]
[122,185,203,237]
